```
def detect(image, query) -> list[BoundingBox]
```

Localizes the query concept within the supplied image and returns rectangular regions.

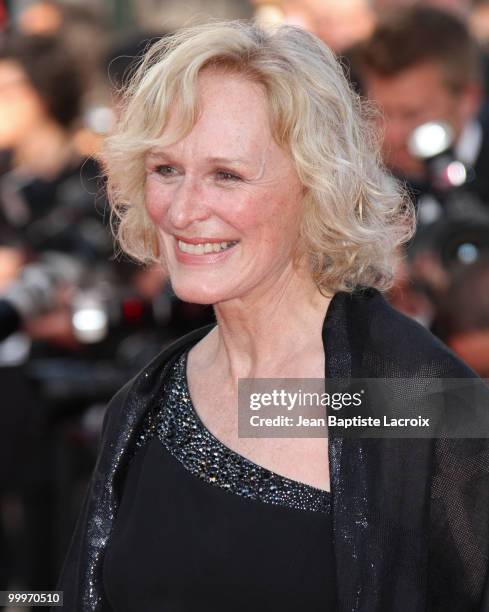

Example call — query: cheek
[144,180,169,225]
[229,203,262,231]
[206,189,263,231]
[239,182,302,227]
[256,197,302,245]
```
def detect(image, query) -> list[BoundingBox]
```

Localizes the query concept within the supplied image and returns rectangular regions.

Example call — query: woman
[57,21,489,611]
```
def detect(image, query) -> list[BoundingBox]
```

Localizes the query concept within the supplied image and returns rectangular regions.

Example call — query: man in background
[352,6,489,329]
[354,6,487,205]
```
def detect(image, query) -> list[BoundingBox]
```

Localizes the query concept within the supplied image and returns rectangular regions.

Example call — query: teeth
[177,239,238,255]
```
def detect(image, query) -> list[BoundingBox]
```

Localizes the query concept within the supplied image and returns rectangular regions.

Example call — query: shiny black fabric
[56,287,489,611]
[102,436,336,611]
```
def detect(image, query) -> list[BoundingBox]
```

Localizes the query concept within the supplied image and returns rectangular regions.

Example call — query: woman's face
[144,69,305,305]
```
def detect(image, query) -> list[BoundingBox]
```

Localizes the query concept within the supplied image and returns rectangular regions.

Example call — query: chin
[170,281,224,306]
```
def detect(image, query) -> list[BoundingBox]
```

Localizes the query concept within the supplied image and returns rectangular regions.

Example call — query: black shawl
[56,287,489,611]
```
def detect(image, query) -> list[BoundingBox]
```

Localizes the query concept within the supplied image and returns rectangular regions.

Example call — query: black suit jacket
[56,287,489,611]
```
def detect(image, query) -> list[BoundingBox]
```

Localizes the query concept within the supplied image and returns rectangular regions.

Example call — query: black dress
[57,288,489,611]
[102,348,336,611]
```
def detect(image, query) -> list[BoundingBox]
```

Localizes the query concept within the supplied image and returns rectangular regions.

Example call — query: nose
[167,175,211,230]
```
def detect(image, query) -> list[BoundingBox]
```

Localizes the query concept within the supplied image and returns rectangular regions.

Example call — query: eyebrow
[206,156,249,166]
[147,150,250,166]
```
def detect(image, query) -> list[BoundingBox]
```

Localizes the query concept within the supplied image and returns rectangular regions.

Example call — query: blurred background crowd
[0,0,488,605]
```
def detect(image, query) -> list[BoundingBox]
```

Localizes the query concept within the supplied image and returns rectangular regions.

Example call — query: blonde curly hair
[102,20,415,295]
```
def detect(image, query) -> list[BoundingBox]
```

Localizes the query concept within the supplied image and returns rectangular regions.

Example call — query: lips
[177,238,239,255]
[172,235,240,264]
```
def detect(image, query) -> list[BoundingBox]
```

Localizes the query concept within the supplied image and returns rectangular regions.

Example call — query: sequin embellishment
[135,348,331,514]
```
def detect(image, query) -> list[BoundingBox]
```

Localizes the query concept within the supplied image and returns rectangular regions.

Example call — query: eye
[154,165,177,177]
[216,170,241,182]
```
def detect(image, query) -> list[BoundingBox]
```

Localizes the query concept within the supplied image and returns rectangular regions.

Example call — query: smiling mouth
[176,239,239,255]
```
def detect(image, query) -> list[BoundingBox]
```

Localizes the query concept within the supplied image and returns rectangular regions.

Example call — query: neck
[13,121,76,179]
[205,263,333,381]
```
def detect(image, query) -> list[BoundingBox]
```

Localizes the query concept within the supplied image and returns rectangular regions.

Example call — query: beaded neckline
[134,347,331,514]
